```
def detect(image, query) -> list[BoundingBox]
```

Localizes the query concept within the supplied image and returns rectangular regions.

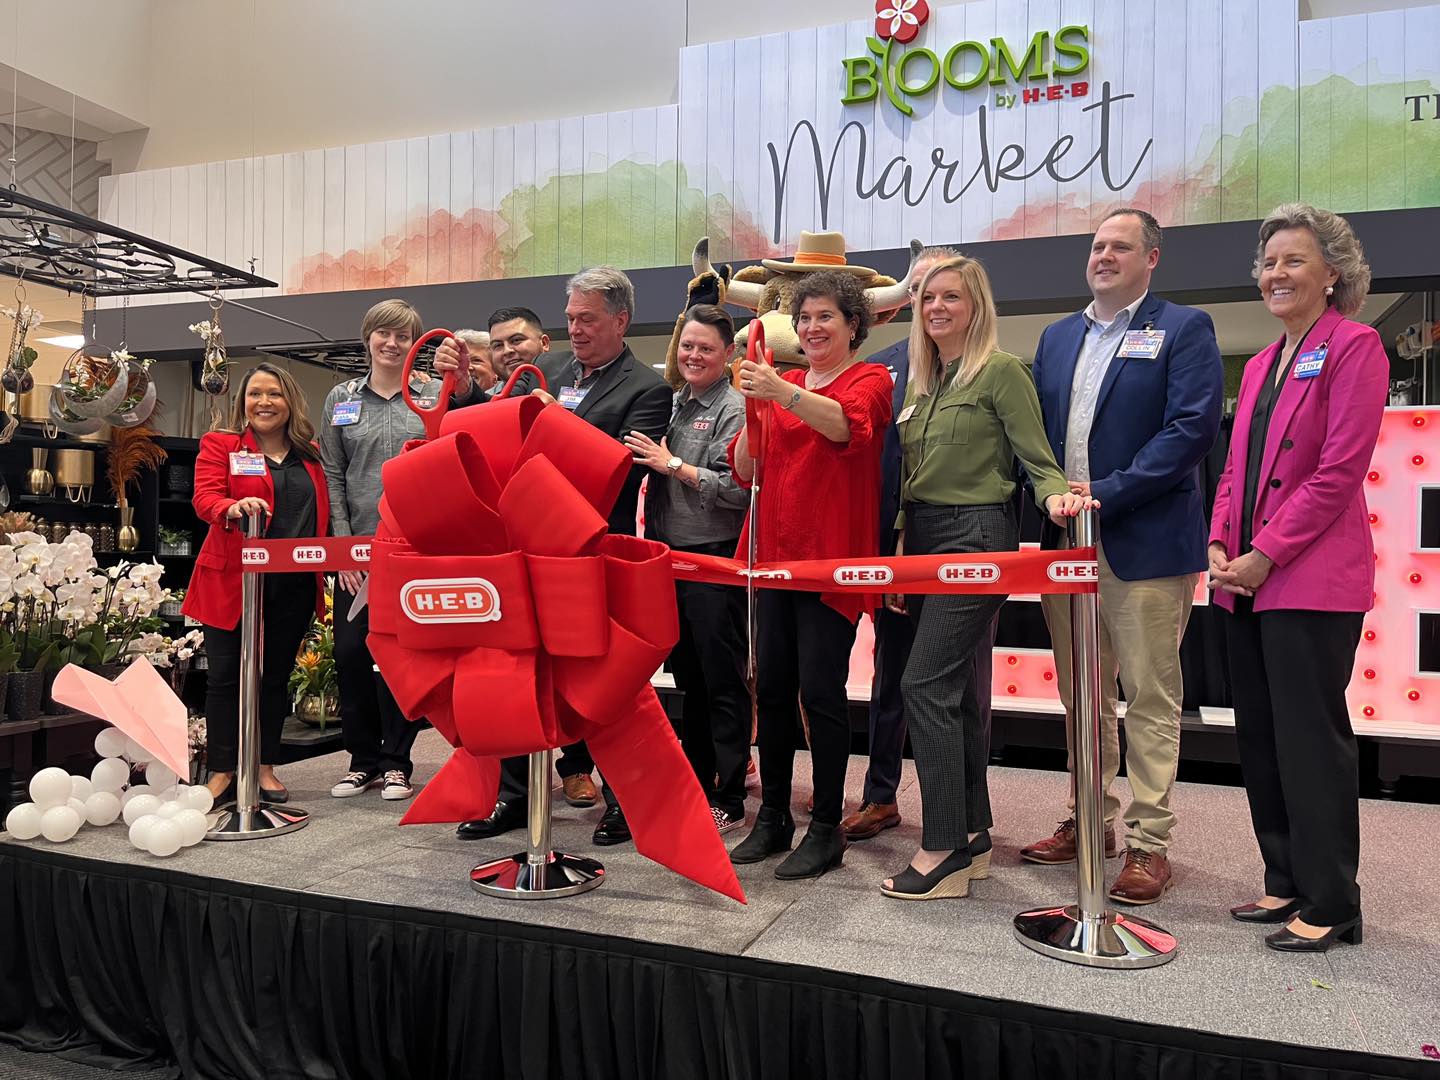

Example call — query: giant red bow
[367,395,744,902]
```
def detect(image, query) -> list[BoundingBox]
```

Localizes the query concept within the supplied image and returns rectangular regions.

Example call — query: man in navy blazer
[843,245,997,841]
[1023,209,1222,905]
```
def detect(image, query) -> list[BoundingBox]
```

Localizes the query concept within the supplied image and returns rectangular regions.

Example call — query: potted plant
[158,526,192,556]
[161,587,185,617]
[288,610,338,730]
[107,423,168,552]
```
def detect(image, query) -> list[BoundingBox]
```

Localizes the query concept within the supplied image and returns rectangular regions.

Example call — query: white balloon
[84,791,122,826]
[120,784,153,806]
[94,727,128,759]
[145,819,183,857]
[128,814,159,850]
[29,767,74,809]
[154,801,182,820]
[157,784,184,803]
[40,805,81,842]
[91,757,130,794]
[145,761,177,789]
[121,794,161,826]
[123,736,149,763]
[181,786,215,814]
[69,775,94,801]
[4,803,43,840]
[174,808,208,847]
[66,796,87,819]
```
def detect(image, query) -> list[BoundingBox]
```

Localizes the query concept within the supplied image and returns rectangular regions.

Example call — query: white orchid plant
[0,529,176,674]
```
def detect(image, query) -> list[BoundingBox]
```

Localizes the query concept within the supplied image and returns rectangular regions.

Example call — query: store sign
[401,578,502,624]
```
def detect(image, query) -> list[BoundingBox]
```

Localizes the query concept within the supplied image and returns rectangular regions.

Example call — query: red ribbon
[366,394,745,903]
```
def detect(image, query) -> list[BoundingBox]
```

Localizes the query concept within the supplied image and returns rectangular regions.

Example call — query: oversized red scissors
[734,320,773,694]
[401,328,459,441]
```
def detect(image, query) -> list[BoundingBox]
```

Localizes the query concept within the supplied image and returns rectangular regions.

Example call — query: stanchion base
[470,851,604,899]
[205,802,311,841]
[1014,904,1178,969]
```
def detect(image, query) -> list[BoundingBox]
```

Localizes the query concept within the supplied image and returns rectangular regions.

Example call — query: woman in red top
[728,270,893,880]
[182,363,329,803]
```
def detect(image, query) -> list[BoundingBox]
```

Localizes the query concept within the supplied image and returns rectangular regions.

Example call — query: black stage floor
[2,730,1436,1079]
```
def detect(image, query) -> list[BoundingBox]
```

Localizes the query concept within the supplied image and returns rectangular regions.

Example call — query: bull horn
[863,238,924,314]
[692,235,764,311]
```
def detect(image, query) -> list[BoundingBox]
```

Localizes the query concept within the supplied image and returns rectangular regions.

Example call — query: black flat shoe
[1265,916,1363,952]
[882,847,983,900]
[456,801,525,840]
[261,786,289,804]
[729,807,796,864]
[592,805,632,846]
[1230,899,1302,924]
[775,821,846,880]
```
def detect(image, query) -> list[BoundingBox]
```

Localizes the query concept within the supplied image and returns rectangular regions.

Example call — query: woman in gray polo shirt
[624,305,751,834]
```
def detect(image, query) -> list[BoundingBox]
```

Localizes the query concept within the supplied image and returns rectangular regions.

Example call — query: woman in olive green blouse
[881,255,1094,901]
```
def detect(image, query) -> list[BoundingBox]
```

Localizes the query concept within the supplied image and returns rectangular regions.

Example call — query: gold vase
[117,506,139,552]
[26,449,53,495]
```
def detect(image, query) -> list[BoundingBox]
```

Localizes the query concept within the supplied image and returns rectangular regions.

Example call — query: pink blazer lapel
[1254,308,1346,489]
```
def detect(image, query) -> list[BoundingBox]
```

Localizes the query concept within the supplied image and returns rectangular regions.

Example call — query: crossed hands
[1208,542,1272,597]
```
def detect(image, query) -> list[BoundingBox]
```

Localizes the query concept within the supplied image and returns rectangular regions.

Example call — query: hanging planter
[55,345,131,418]
[103,357,158,428]
[1,298,42,395]
[47,388,108,436]
[189,301,229,396]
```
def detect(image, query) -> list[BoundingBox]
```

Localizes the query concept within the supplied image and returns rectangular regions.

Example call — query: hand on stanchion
[205,511,311,841]
[1012,508,1177,968]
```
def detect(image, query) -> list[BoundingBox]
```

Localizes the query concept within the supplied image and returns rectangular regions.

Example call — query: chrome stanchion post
[1014,509,1177,968]
[470,749,604,899]
[206,514,310,840]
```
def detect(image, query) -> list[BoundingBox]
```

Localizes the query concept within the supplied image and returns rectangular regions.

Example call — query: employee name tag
[229,451,267,476]
[331,400,362,426]
[1117,329,1165,359]
[896,404,917,423]
[558,385,589,410]
[886,365,899,384]
[1293,347,1327,379]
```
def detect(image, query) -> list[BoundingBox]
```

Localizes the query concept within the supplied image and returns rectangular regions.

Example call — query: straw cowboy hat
[761,231,878,277]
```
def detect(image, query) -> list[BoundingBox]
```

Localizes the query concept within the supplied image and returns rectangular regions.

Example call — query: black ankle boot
[775,821,846,880]
[729,806,795,864]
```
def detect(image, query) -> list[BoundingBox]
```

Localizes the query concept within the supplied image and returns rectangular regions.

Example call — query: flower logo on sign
[874,0,929,43]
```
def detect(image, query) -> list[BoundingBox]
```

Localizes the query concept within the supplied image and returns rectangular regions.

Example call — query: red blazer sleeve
[192,433,238,528]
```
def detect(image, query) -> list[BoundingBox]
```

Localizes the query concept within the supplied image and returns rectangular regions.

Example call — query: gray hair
[1253,203,1371,317]
[1100,207,1162,253]
[565,265,635,319]
[453,328,490,351]
[919,244,963,262]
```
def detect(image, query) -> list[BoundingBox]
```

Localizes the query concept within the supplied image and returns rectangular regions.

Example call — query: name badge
[229,452,267,477]
[331,400,362,426]
[896,404,917,424]
[1293,346,1327,380]
[886,365,899,384]
[1117,329,1165,359]
[558,385,589,411]
[691,419,712,431]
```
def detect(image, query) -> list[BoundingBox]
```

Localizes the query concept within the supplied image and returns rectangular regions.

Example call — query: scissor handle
[501,363,548,398]
[733,319,773,463]
[401,328,459,441]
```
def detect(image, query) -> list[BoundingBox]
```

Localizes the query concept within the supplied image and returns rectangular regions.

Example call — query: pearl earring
[1325,285,1334,296]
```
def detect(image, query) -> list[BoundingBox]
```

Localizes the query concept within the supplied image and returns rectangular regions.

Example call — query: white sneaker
[330,770,381,797]
[381,770,414,800]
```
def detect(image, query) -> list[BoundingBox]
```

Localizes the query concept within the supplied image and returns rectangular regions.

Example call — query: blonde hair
[907,256,999,397]
[224,362,319,462]
[360,299,423,361]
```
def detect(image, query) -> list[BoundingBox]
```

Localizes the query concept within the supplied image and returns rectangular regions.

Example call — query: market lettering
[1404,93,1440,121]
[843,25,1090,117]
[767,82,1150,243]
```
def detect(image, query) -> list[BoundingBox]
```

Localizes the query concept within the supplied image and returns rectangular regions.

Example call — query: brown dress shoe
[841,802,901,840]
[562,774,598,808]
[1019,817,1118,864]
[1108,848,1173,905]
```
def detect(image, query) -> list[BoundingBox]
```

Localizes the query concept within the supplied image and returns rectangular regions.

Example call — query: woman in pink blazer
[1208,205,1387,953]
[182,363,330,804]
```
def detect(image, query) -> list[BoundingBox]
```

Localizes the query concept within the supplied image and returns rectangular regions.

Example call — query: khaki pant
[1040,542,1196,855]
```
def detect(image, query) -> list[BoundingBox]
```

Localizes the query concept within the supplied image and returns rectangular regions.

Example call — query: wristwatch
[666,455,683,473]
[783,388,803,410]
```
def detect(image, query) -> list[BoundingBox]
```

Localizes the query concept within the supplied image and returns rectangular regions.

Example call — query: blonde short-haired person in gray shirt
[320,298,489,802]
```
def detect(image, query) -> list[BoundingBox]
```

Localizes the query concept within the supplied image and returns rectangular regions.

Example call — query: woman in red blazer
[1207,204,1387,953]
[182,362,329,803]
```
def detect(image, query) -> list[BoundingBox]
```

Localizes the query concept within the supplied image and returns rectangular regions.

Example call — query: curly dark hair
[789,270,873,350]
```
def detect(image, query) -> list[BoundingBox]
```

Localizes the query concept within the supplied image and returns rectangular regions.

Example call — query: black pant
[756,590,857,827]
[901,504,1015,850]
[1223,601,1365,926]
[334,584,420,777]
[668,540,751,820]
[495,741,595,806]
[864,605,996,806]
[202,576,314,773]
